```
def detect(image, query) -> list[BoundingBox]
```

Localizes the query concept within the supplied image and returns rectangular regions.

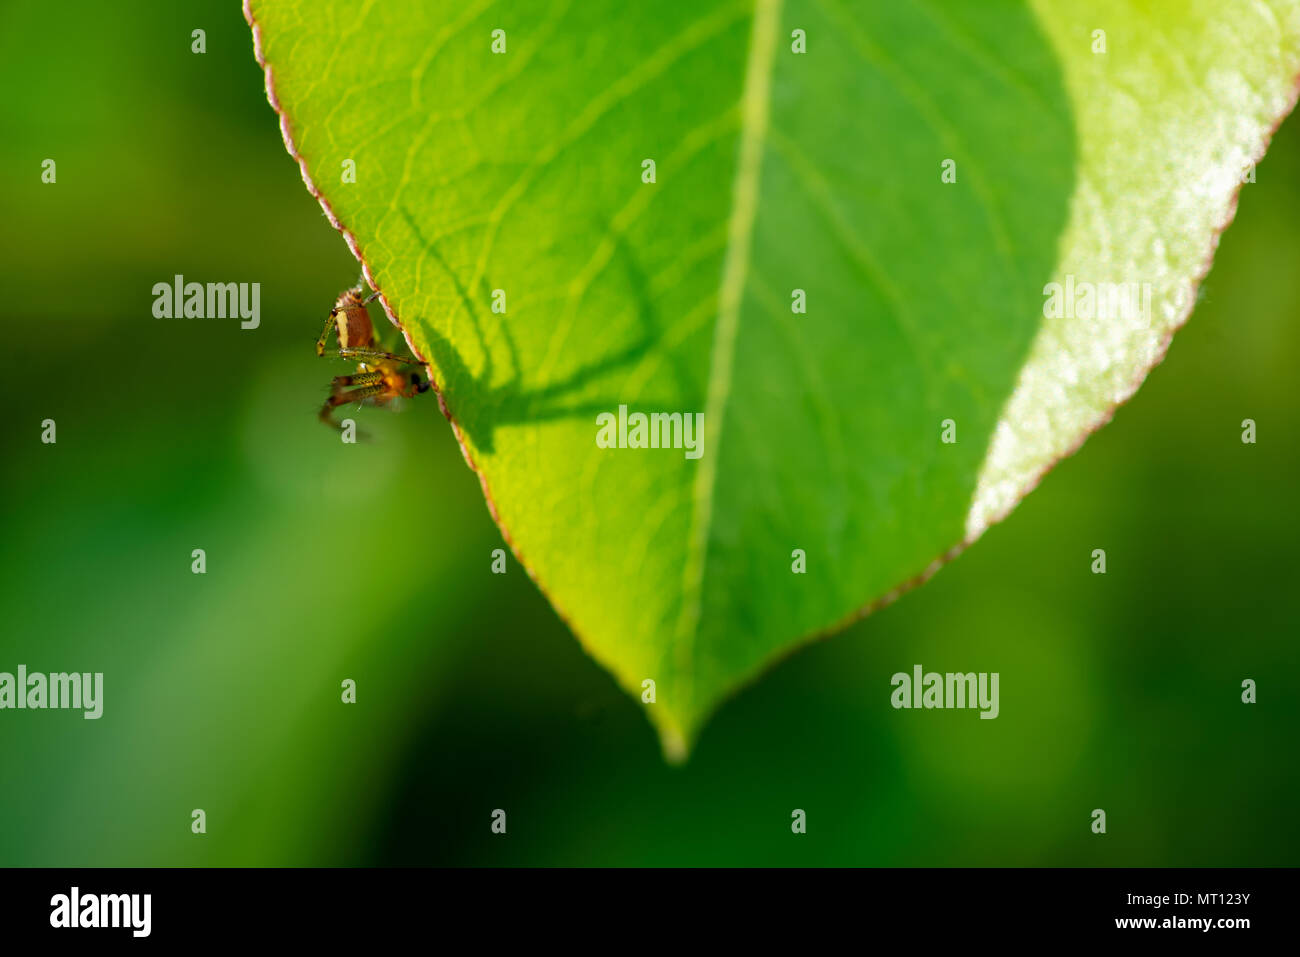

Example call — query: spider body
[331,289,377,350]
[316,286,429,432]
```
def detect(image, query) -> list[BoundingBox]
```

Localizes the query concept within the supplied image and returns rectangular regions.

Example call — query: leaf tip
[659,727,689,766]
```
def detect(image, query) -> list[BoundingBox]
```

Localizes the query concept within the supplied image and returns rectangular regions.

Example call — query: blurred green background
[1,0,1296,866]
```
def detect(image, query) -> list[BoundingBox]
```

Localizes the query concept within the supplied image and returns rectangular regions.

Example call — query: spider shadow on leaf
[397,205,690,455]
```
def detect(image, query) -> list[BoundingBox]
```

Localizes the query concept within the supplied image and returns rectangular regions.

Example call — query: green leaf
[246,0,1300,758]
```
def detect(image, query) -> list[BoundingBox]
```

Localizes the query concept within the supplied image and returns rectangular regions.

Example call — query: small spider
[316,284,430,433]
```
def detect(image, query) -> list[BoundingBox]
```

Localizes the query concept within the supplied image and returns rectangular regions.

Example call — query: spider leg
[329,371,385,391]
[319,381,389,434]
[330,347,426,366]
[344,266,383,303]
[315,310,338,357]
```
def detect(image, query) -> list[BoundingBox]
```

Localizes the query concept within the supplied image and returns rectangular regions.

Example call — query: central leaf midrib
[673,0,783,722]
